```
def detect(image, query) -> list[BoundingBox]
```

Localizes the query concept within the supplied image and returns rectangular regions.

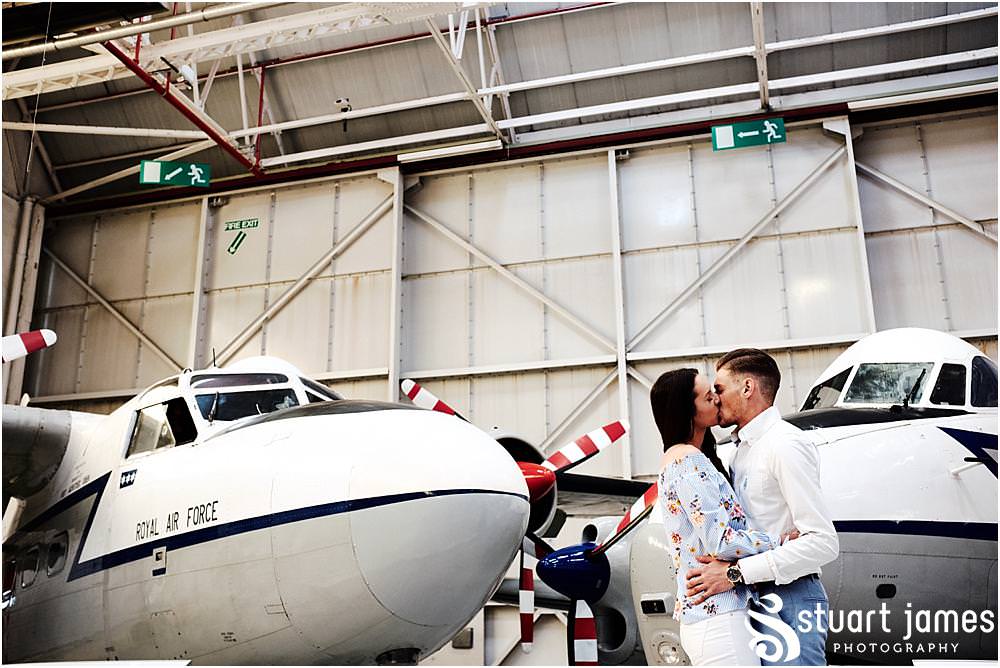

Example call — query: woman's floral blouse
[658,449,776,623]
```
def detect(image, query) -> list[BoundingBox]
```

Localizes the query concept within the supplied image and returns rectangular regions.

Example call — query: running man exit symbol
[711,118,786,151]
[139,160,212,187]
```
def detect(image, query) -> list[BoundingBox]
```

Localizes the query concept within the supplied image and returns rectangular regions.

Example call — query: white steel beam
[749,2,769,109]
[42,139,215,203]
[3,3,465,100]
[479,46,755,97]
[498,48,997,130]
[856,161,998,244]
[499,82,759,129]
[425,18,504,141]
[28,328,999,406]
[484,23,516,143]
[14,99,62,194]
[824,118,878,332]
[187,197,211,368]
[847,81,998,110]
[53,142,203,170]
[405,204,617,353]
[42,247,183,371]
[386,168,405,402]
[2,122,207,139]
[260,124,489,167]
[216,193,395,365]
[628,146,847,350]
[770,47,998,91]
[607,150,631,479]
[404,355,617,381]
[765,7,998,53]
[539,369,617,453]
[238,91,468,143]
[627,366,655,391]
[1,2,285,62]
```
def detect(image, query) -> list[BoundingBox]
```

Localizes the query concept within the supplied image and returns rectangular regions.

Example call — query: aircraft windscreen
[802,367,852,410]
[195,389,299,421]
[843,362,933,405]
[191,373,288,389]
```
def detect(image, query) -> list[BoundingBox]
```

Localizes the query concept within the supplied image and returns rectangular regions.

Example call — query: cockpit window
[802,368,851,411]
[127,397,196,457]
[971,356,998,407]
[195,389,298,422]
[843,362,933,405]
[300,377,342,401]
[930,363,966,406]
[190,373,288,389]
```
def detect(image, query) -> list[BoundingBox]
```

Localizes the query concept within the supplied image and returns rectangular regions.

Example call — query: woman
[652,368,793,666]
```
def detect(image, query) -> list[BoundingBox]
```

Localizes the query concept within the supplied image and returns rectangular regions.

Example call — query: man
[684,348,839,665]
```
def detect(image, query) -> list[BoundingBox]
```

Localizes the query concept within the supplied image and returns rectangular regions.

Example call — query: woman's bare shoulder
[659,444,701,469]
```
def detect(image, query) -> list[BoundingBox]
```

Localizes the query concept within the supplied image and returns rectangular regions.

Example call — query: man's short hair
[716,348,781,403]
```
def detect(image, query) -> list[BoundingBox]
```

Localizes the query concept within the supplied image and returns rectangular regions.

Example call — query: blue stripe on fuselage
[12,475,528,582]
[834,519,997,541]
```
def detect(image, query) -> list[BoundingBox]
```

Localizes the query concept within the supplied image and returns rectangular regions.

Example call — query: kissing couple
[652,348,840,666]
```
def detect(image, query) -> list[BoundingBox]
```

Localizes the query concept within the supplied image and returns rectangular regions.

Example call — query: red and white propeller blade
[541,420,628,474]
[519,534,553,652]
[593,482,658,554]
[2,329,56,363]
[519,546,536,652]
[569,599,599,666]
[400,379,458,416]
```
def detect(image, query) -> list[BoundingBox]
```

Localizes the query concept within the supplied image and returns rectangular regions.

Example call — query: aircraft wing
[555,472,652,499]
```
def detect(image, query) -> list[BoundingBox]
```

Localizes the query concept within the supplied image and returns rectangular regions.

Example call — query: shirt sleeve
[737,433,840,585]
[669,471,775,561]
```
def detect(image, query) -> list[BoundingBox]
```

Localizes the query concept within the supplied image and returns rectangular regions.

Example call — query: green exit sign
[139,160,212,187]
[712,118,786,151]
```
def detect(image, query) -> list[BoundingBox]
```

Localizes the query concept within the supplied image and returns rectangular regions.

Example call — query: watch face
[727,566,741,583]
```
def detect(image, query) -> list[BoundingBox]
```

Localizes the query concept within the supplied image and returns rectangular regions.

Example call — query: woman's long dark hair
[650,368,731,486]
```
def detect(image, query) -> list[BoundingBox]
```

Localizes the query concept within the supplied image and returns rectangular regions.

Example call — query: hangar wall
[25,109,998,481]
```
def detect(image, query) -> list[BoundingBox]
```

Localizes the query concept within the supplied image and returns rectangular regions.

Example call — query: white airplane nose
[347,409,530,627]
[269,404,530,660]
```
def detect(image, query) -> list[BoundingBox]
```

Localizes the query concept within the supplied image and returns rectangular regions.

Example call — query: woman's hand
[779,529,800,545]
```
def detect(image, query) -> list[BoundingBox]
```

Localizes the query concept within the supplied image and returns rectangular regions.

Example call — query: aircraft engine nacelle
[2,406,73,505]
[490,431,558,535]
[579,517,648,665]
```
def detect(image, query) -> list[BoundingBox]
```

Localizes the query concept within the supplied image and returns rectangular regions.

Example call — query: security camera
[335,98,352,131]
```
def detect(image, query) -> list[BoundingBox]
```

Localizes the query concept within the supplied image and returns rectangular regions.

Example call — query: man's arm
[736,434,839,585]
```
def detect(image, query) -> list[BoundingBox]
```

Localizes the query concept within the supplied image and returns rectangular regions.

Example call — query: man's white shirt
[730,406,839,585]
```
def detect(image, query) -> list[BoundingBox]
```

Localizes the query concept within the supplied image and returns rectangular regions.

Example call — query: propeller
[532,483,660,664]
[541,421,628,474]
[1,329,57,363]
[399,379,459,416]
[519,534,552,652]
[519,533,602,665]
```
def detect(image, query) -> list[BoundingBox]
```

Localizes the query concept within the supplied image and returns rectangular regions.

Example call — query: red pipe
[103,40,263,177]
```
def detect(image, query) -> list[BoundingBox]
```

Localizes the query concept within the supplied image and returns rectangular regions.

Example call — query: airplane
[2,350,633,664]
[515,327,998,666]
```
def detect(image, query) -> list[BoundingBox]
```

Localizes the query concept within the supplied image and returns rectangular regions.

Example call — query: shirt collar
[734,405,781,447]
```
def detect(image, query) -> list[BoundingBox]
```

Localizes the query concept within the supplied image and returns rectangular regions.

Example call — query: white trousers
[680,610,761,666]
